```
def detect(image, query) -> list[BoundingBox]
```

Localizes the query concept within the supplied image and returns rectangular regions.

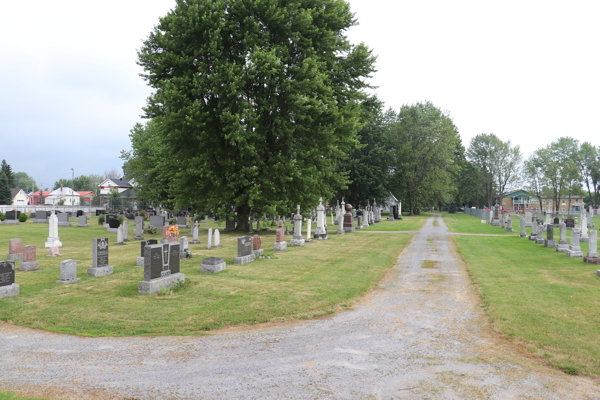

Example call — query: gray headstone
[236,236,252,257]
[140,239,158,257]
[36,210,47,220]
[57,213,69,223]
[92,238,109,268]
[58,259,79,283]
[143,243,180,281]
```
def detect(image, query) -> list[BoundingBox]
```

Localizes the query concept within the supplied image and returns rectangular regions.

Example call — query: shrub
[98,215,105,225]
[19,213,28,222]
[119,215,125,223]
[139,210,146,217]
[448,203,457,214]
[0,213,4,221]
[169,218,176,225]
[145,226,157,234]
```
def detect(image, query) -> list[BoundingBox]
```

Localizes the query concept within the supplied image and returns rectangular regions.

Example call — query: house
[45,187,80,206]
[502,190,584,213]
[76,191,95,205]
[98,178,138,208]
[28,191,52,206]
[11,189,28,205]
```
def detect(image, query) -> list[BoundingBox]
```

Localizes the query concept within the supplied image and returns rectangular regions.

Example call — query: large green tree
[13,172,39,192]
[1,160,14,190]
[128,0,376,229]
[578,142,600,208]
[332,96,392,208]
[388,101,460,215]
[0,171,11,205]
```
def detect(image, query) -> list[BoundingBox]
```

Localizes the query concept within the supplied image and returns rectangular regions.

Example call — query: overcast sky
[1,0,599,190]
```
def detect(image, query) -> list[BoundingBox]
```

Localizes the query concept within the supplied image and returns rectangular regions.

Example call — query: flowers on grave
[168,225,180,237]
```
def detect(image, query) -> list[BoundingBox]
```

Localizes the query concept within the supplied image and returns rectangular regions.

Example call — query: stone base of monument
[20,261,40,271]
[520,233,527,237]
[134,236,144,241]
[35,219,48,223]
[273,242,288,252]
[528,235,537,241]
[7,253,23,261]
[567,249,583,257]
[138,273,185,294]
[388,217,395,221]
[177,224,189,229]
[0,284,20,298]
[190,240,200,244]
[336,229,344,235]
[314,233,328,240]
[58,222,72,227]
[556,243,569,253]
[88,266,113,277]
[136,257,144,266]
[234,254,255,264]
[201,257,226,273]
[535,238,545,245]
[305,238,313,243]
[544,240,556,248]
[76,224,88,228]
[505,227,513,232]
[362,225,369,229]
[56,277,80,284]
[579,237,589,243]
[492,220,500,226]
[4,220,19,225]
[584,256,600,263]
[108,228,118,233]
[290,238,305,246]
[252,249,264,257]
[344,227,355,233]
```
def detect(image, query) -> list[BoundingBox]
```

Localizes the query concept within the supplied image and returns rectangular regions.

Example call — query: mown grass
[441,212,518,235]
[360,213,430,231]
[0,218,410,337]
[0,392,54,400]
[454,234,600,376]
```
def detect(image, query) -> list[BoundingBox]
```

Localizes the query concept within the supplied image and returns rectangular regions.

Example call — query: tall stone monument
[306,218,313,242]
[122,220,129,242]
[44,209,62,249]
[291,205,306,246]
[556,223,569,252]
[343,203,355,233]
[135,216,144,240]
[314,198,328,240]
[207,228,213,249]
[567,228,583,257]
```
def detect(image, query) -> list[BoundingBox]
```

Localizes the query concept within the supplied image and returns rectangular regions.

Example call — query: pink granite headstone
[276,228,285,243]
[23,245,36,262]
[252,235,261,250]
[8,239,23,255]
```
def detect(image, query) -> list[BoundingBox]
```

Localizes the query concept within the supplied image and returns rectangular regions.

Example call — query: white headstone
[306,218,312,239]
[123,220,129,241]
[44,210,62,248]
[214,229,220,247]
[207,228,213,249]
[116,225,124,245]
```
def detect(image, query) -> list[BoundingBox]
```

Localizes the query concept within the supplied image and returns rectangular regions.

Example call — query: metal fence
[0,205,106,215]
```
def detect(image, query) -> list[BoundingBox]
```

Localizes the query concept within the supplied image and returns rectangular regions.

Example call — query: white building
[45,187,80,206]
[98,178,137,195]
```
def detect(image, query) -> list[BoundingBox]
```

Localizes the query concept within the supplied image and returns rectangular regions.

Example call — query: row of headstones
[519,216,599,262]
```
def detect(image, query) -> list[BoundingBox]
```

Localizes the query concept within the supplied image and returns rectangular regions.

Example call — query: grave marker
[7,239,24,261]
[135,216,144,240]
[76,215,88,227]
[214,229,221,247]
[56,259,80,284]
[44,210,62,249]
[191,221,200,244]
[20,245,40,271]
[57,212,72,227]
[138,242,184,294]
[137,239,158,266]
[314,198,328,239]
[273,227,287,251]
[207,228,213,249]
[200,256,226,273]
[89,238,113,276]
[252,234,264,257]
[35,210,48,224]
[0,261,19,298]
[235,236,255,264]
[567,228,583,257]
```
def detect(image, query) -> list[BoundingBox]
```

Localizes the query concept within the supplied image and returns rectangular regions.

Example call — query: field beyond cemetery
[0,218,412,337]
[448,212,600,376]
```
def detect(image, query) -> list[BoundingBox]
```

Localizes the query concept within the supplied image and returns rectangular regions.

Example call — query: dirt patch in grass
[422,260,438,268]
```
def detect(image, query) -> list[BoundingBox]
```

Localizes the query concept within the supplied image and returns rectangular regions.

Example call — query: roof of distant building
[11,189,22,199]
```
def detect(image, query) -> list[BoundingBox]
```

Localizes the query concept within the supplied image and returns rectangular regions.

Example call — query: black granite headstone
[143,243,180,281]
[5,211,17,220]
[140,239,158,257]
[0,261,16,287]
[565,217,575,228]
[76,210,83,217]
[93,238,109,268]
[547,225,554,240]
[553,217,560,225]
[108,218,121,229]
[96,210,105,216]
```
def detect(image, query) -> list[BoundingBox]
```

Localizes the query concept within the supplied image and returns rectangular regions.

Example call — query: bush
[98,215,105,225]
[139,210,146,217]
[119,215,125,224]
[19,213,28,222]
[169,218,176,225]
[145,226,157,234]
[0,213,4,221]
[448,203,457,214]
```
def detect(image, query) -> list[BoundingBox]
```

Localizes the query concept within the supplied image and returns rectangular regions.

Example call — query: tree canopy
[125,0,376,228]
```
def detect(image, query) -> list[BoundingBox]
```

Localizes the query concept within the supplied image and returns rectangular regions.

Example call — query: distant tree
[1,160,14,189]
[447,203,457,213]
[104,168,121,180]
[577,142,600,208]
[13,172,39,192]
[130,0,376,229]
[523,154,546,213]
[388,101,460,215]
[53,179,72,190]
[0,171,11,205]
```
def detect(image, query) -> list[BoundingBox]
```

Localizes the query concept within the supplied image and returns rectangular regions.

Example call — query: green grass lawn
[0,218,410,337]
[0,392,54,400]
[454,234,600,376]
[359,213,431,231]
[441,212,519,235]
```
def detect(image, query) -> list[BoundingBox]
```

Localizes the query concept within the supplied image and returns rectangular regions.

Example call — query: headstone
[492,204,500,226]
[544,225,556,248]
[535,221,545,244]
[529,219,538,241]
[200,256,227,274]
[334,201,340,225]
[177,216,188,228]
[20,245,40,271]
[76,215,88,227]
[369,204,374,226]
[291,205,306,245]
[35,210,48,224]
[567,228,583,257]
[556,223,569,252]
[122,220,129,242]
[343,204,355,233]
[553,216,560,225]
[225,219,236,231]
[115,225,125,245]
[179,236,189,259]
[214,229,222,247]
[89,238,113,276]
[56,259,80,284]
[374,201,380,223]
[251,234,264,257]
[273,227,287,251]
[138,242,184,294]
[207,228,213,249]
[191,221,200,244]
[0,261,19,298]
[505,216,513,232]
[314,198,328,240]
[585,230,598,259]
[44,211,62,249]
[7,238,24,261]
[136,239,158,266]
[3,211,19,225]
[151,215,166,229]
[519,217,527,237]
[565,216,575,229]
[135,216,144,240]
[57,212,72,227]
[580,217,589,242]
[235,236,255,264]
[524,211,532,227]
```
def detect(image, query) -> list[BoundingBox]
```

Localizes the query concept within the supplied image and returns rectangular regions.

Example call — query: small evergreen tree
[448,203,457,214]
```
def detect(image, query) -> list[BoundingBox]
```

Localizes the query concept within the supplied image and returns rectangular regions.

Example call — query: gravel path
[1,215,598,399]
